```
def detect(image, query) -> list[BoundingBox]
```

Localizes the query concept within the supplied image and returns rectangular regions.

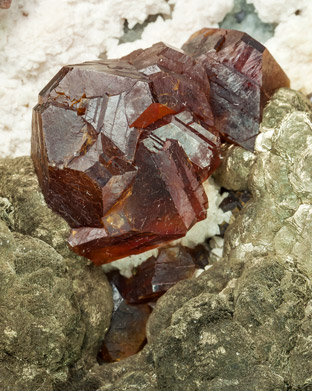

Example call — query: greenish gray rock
[220,0,275,42]
[213,144,255,191]
[81,88,312,391]
[0,157,73,257]
[0,157,113,391]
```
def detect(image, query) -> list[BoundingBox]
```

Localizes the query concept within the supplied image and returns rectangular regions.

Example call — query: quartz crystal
[32,43,220,264]
[182,28,290,150]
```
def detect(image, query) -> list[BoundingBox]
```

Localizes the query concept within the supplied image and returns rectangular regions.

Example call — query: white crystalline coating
[247,0,308,23]
[102,248,159,278]
[177,177,231,248]
[107,0,234,58]
[265,2,312,94]
[102,177,231,277]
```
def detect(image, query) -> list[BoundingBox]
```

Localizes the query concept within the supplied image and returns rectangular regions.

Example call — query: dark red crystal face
[31,43,220,264]
[182,28,290,150]
[101,297,151,362]
[109,246,196,304]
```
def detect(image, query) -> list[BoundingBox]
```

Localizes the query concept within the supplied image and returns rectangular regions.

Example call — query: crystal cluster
[183,28,290,150]
[31,29,289,265]
[102,245,200,362]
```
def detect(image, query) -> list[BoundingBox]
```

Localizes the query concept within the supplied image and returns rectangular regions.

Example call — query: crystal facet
[182,28,290,150]
[109,246,196,304]
[32,43,220,264]
[101,297,151,362]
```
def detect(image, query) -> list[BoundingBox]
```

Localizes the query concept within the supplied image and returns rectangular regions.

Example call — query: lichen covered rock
[0,157,113,390]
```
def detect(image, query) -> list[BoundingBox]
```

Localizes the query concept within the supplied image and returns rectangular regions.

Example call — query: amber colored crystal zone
[31,31,289,265]
[32,42,220,264]
[101,299,151,362]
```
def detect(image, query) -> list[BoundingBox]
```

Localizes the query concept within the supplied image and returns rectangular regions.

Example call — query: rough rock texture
[213,144,255,191]
[78,88,312,390]
[0,157,113,391]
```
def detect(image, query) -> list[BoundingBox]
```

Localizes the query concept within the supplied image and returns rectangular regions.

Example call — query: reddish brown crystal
[68,138,209,264]
[123,42,214,128]
[32,44,220,264]
[182,28,290,150]
[101,297,151,362]
[109,246,196,304]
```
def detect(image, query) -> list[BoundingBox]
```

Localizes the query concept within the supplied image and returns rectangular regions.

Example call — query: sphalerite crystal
[31,30,289,265]
[182,28,290,150]
[32,42,220,264]
[108,246,196,304]
[101,296,151,362]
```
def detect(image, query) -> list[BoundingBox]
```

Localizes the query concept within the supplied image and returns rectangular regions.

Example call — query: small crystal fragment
[101,297,151,362]
[182,28,290,150]
[109,246,196,304]
[219,189,251,214]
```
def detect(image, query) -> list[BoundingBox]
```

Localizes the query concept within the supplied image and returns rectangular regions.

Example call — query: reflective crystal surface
[109,246,196,304]
[32,43,220,264]
[182,28,290,150]
[101,294,151,362]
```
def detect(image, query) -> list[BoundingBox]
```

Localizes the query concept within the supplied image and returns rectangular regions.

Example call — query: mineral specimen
[101,296,151,362]
[109,246,196,304]
[32,31,289,266]
[182,28,290,150]
[32,43,220,264]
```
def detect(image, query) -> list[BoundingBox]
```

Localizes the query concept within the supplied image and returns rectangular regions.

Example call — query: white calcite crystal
[265,2,312,93]
[247,0,307,23]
